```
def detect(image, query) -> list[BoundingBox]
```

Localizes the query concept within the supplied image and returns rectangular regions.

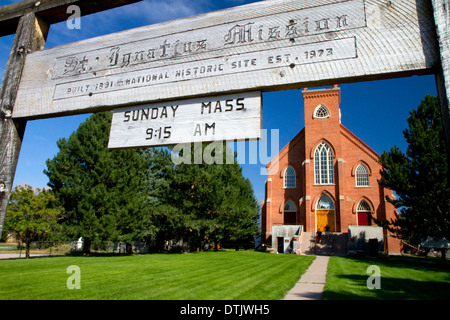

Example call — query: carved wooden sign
[12,0,437,119]
[108,91,261,148]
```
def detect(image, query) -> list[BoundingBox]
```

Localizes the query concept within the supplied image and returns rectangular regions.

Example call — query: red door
[357,212,371,226]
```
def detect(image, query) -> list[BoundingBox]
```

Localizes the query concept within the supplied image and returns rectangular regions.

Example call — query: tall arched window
[284,200,297,225]
[283,166,296,188]
[356,164,370,187]
[314,142,334,184]
[357,199,372,226]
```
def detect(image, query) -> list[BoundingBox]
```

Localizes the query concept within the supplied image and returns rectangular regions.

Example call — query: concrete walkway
[0,253,62,259]
[283,256,330,300]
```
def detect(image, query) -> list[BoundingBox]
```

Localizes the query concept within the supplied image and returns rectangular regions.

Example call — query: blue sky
[0,0,438,202]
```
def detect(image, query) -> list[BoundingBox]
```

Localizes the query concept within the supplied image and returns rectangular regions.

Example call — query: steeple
[302,85,341,141]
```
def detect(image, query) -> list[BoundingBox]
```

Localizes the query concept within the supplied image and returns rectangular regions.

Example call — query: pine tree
[379,95,450,247]
[45,112,151,255]
[138,148,174,251]
[163,142,259,251]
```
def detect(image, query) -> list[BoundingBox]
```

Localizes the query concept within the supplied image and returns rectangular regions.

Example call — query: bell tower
[302,85,342,232]
[303,84,341,139]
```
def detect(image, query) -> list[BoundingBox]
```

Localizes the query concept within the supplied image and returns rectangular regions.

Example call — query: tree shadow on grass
[323,274,450,300]
[323,256,450,300]
[375,255,450,271]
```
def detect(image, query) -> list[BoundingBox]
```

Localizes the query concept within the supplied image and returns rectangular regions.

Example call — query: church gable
[339,124,381,163]
[265,129,305,175]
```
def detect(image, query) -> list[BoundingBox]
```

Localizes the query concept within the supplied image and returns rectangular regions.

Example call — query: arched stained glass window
[284,166,296,188]
[316,194,335,210]
[357,199,372,212]
[314,104,330,118]
[284,200,297,211]
[356,164,370,186]
[314,142,334,184]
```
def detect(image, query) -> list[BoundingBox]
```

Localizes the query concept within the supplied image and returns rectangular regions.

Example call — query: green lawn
[323,256,450,300]
[0,250,314,300]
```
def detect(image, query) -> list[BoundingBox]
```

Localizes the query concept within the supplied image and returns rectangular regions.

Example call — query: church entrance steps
[300,232,348,256]
[300,232,316,255]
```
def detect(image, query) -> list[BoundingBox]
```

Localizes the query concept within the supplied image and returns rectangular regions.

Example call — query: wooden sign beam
[0,0,142,37]
[0,0,142,239]
[12,0,439,120]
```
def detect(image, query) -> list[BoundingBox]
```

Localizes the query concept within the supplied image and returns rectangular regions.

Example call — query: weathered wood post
[431,0,450,158]
[0,12,48,239]
[0,0,141,239]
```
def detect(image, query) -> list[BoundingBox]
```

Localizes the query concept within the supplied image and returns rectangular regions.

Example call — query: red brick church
[261,85,402,255]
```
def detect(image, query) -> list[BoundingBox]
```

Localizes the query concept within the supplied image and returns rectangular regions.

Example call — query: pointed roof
[265,128,305,169]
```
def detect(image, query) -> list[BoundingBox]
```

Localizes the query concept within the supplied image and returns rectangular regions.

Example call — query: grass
[323,255,450,300]
[0,250,314,300]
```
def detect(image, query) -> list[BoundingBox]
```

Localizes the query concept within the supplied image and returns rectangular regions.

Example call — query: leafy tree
[4,185,62,258]
[45,112,151,255]
[379,95,450,248]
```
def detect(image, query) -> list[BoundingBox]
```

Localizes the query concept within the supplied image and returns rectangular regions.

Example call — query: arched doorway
[283,200,297,225]
[316,193,336,232]
[357,199,372,226]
